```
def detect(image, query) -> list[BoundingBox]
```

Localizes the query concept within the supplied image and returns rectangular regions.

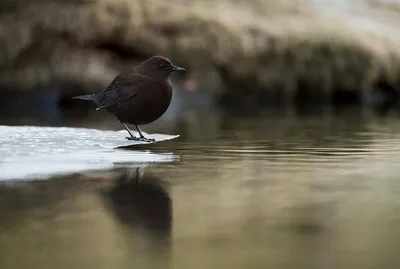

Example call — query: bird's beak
[171,65,185,72]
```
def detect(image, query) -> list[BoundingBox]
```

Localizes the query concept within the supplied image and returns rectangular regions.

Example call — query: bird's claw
[140,137,156,143]
[125,136,156,143]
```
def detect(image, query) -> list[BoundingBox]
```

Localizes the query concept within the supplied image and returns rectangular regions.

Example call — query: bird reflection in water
[102,167,172,253]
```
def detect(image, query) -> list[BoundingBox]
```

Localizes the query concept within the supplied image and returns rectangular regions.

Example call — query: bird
[72,56,185,143]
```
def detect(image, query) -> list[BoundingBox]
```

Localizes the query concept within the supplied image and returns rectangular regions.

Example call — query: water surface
[1,102,400,269]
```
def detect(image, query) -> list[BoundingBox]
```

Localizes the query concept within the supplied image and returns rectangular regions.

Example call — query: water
[1,96,400,268]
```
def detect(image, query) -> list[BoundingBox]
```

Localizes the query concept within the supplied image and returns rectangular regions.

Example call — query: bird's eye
[160,64,166,69]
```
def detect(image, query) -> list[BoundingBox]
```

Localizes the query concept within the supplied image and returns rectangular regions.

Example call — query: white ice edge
[0,151,179,181]
[0,125,180,181]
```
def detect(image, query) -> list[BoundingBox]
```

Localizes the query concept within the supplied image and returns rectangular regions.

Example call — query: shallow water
[1,95,400,268]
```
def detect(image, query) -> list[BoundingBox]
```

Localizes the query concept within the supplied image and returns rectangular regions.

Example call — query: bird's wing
[96,73,150,110]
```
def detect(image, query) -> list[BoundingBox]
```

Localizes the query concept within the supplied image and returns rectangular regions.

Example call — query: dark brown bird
[73,56,185,143]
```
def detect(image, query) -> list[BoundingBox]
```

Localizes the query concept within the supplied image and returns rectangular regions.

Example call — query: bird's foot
[140,136,156,143]
[125,136,156,143]
[125,136,139,141]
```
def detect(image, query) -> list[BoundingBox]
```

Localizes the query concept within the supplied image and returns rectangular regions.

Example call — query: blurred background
[2,0,400,268]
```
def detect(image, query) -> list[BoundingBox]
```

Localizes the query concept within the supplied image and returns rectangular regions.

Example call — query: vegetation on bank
[1,0,400,106]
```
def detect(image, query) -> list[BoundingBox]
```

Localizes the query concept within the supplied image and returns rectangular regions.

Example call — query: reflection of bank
[102,168,172,251]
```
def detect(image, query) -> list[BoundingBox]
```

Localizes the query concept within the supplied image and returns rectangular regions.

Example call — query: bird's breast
[114,79,173,125]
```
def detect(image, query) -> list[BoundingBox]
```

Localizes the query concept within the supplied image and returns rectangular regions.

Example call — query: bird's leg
[120,121,140,141]
[135,125,156,143]
[134,167,145,185]
[125,167,144,184]
[135,125,145,138]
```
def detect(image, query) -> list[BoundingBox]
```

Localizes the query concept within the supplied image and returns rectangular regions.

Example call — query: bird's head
[136,56,185,78]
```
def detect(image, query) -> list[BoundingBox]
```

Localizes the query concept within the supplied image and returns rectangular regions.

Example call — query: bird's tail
[72,94,98,101]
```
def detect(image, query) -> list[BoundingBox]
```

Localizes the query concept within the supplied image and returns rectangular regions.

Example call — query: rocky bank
[1,0,400,106]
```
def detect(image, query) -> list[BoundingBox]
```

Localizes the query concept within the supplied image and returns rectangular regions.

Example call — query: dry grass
[1,0,400,104]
